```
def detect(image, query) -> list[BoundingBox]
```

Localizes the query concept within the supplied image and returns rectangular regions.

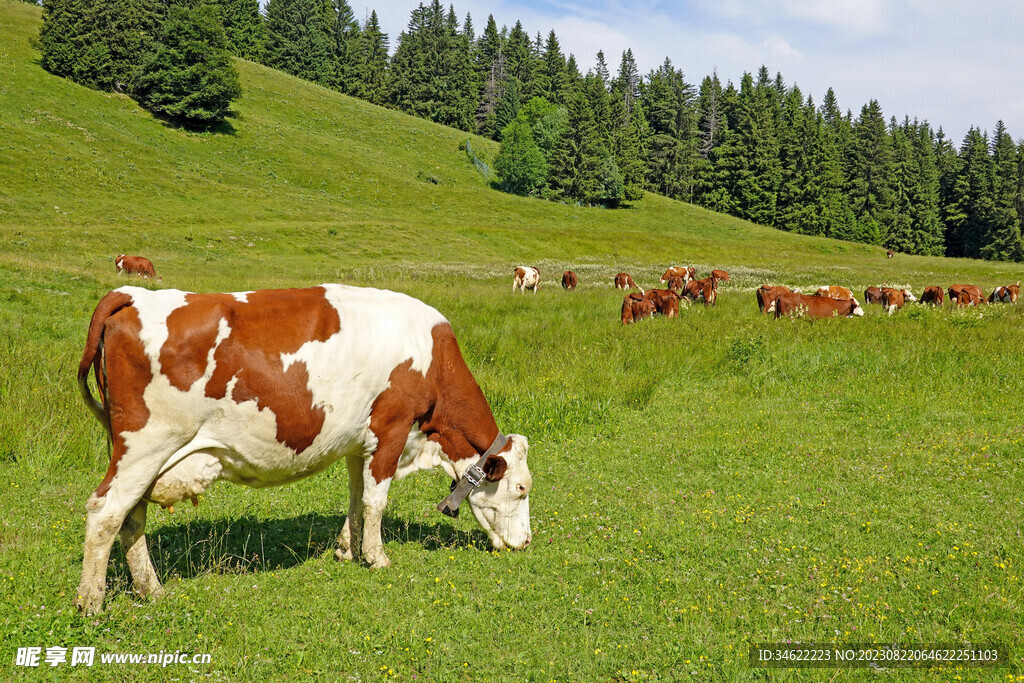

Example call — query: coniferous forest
[36,0,1024,261]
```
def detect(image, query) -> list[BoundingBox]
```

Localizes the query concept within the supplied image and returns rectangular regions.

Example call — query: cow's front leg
[119,500,164,601]
[335,454,364,563]
[360,468,393,569]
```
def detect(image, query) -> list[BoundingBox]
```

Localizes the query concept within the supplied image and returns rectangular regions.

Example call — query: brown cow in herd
[644,289,681,318]
[988,282,1020,303]
[774,293,864,318]
[815,285,853,300]
[665,276,684,291]
[863,286,884,304]
[920,286,944,306]
[621,292,654,325]
[711,269,730,282]
[682,275,718,306]
[561,271,578,291]
[756,285,793,314]
[949,284,984,308]
[614,272,641,291]
[881,288,916,315]
[660,266,695,284]
[115,255,161,280]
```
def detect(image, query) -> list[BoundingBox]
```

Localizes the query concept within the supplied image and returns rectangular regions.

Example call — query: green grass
[2,2,1023,680]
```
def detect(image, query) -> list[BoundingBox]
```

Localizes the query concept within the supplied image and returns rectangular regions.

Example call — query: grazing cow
[988,282,1020,303]
[684,275,718,306]
[561,271,578,291]
[644,289,681,318]
[513,266,540,293]
[614,272,641,291]
[920,286,944,306]
[711,269,730,282]
[75,285,533,614]
[880,288,916,316]
[115,255,161,280]
[815,286,854,300]
[774,293,864,319]
[660,266,695,284]
[756,285,793,314]
[665,276,684,292]
[949,284,984,308]
[887,250,894,258]
[864,287,885,304]
[621,292,654,325]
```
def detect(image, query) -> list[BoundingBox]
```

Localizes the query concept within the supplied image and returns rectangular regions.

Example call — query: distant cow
[881,288,916,316]
[988,282,1020,303]
[660,266,695,284]
[864,287,884,304]
[115,255,160,280]
[949,284,984,307]
[684,275,718,306]
[621,292,654,325]
[756,285,792,314]
[815,286,853,300]
[711,269,730,282]
[775,293,864,319]
[513,266,540,294]
[665,276,684,291]
[886,250,894,258]
[920,286,944,306]
[644,289,681,318]
[614,272,641,291]
[561,271,578,291]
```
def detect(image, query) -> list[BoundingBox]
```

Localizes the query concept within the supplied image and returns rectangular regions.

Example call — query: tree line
[35,0,1024,260]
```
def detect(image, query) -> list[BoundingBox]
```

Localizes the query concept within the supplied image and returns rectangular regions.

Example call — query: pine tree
[473,15,504,137]
[494,77,521,138]
[263,0,334,87]
[209,0,264,61]
[504,21,531,94]
[532,30,566,104]
[981,121,1023,260]
[354,10,388,104]
[548,79,603,204]
[330,0,362,93]
[131,4,242,126]
[727,71,780,226]
[640,58,698,201]
[847,99,894,244]
[934,127,962,256]
[948,127,994,258]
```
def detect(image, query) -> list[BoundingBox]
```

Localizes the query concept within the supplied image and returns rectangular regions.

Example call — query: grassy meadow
[2,2,1024,680]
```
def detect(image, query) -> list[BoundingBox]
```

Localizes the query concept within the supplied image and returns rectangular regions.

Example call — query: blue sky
[368,0,1024,144]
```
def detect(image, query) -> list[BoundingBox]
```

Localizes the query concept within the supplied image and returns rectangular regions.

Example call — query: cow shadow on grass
[105,511,489,585]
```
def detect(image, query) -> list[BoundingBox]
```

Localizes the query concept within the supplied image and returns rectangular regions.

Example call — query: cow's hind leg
[118,500,164,601]
[76,456,168,614]
[335,454,364,563]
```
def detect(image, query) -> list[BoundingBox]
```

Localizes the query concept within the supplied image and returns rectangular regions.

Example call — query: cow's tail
[77,290,134,436]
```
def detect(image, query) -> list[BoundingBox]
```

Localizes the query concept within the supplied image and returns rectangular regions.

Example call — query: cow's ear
[482,455,507,482]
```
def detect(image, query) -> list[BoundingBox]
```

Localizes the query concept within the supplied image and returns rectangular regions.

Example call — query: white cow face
[467,434,533,550]
[902,289,917,302]
[851,298,865,316]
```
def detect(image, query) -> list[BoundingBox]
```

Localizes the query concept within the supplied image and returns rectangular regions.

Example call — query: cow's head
[850,298,865,316]
[467,434,532,550]
[902,289,917,302]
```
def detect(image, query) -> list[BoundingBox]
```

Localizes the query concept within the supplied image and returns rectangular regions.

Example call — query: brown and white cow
[513,266,540,293]
[665,276,684,292]
[864,287,884,304]
[682,275,718,306]
[880,288,916,315]
[988,282,1020,303]
[115,255,161,280]
[886,250,894,259]
[711,269,730,282]
[621,292,654,325]
[561,270,578,291]
[643,289,681,318]
[756,285,792,314]
[75,285,533,614]
[920,286,944,306]
[949,284,984,308]
[774,293,864,318]
[660,266,695,284]
[614,272,641,291]
[815,285,853,300]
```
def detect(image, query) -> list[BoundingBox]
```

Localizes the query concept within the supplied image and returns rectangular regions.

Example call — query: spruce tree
[533,30,566,104]
[263,0,334,87]
[847,99,894,244]
[494,77,521,139]
[131,4,242,126]
[981,121,1023,260]
[209,0,264,61]
[641,58,698,201]
[354,10,388,104]
[330,0,362,94]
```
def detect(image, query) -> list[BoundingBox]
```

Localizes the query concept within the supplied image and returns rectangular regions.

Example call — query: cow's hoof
[334,546,354,563]
[74,593,103,616]
[365,552,391,570]
[134,582,165,601]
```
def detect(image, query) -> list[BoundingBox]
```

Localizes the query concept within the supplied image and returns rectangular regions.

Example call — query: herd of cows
[511,265,1021,324]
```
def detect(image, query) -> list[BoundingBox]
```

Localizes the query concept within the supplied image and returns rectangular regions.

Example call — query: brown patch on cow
[367,324,508,483]
[775,293,860,318]
[158,287,341,454]
[95,306,152,497]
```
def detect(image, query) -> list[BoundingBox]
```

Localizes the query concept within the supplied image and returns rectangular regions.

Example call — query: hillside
[2,1,1020,292]
[2,3,1023,681]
